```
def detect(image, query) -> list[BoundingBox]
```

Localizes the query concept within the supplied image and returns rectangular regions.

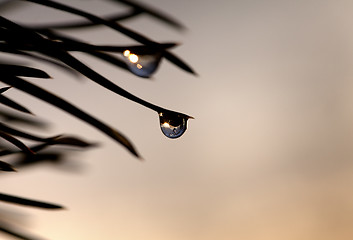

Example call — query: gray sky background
[2,0,353,239]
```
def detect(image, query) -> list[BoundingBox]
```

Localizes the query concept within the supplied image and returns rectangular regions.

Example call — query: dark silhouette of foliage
[0,0,194,239]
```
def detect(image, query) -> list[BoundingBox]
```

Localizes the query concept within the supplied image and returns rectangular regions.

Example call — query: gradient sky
[2,0,353,239]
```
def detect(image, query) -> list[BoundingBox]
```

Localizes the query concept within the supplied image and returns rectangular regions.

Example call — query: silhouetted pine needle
[53,41,177,54]
[50,50,167,111]
[113,0,185,30]
[32,30,178,53]
[0,95,32,114]
[14,152,65,168]
[31,8,143,30]
[0,88,32,114]
[49,136,95,147]
[3,26,177,53]
[0,122,58,142]
[24,0,196,75]
[0,87,10,94]
[84,50,130,71]
[1,64,51,79]
[0,149,14,157]
[31,29,131,71]
[0,221,42,240]
[0,160,16,172]
[0,44,79,77]
[0,109,47,127]
[0,76,139,157]
[30,0,184,30]
[0,122,95,147]
[0,193,63,209]
[0,125,95,159]
[0,143,47,157]
[0,139,89,157]
[0,131,34,155]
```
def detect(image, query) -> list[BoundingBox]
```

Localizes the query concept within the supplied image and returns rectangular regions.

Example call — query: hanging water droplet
[123,49,162,78]
[159,111,192,139]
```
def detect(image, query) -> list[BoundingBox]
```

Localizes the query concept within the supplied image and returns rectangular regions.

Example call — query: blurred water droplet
[159,112,190,138]
[123,50,162,78]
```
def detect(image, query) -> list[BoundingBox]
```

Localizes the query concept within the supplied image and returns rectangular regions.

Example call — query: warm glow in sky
[2,0,353,240]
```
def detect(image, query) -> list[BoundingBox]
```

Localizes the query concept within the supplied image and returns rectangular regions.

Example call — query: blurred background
[2,0,353,239]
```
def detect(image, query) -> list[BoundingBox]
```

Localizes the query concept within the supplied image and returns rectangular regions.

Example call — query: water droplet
[159,111,191,138]
[123,49,162,78]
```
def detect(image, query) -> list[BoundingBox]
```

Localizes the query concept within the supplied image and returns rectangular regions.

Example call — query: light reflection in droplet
[123,50,130,57]
[159,112,190,139]
[122,49,162,78]
[128,54,139,63]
